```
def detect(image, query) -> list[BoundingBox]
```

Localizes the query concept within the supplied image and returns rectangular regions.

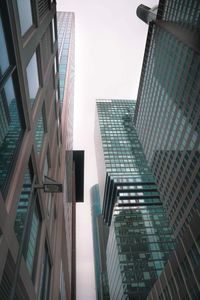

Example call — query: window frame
[0,7,25,198]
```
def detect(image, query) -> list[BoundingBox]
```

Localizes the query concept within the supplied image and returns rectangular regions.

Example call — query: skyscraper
[0,2,83,300]
[95,99,174,299]
[135,1,200,298]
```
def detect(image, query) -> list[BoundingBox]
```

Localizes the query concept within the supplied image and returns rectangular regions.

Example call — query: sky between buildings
[57,1,158,299]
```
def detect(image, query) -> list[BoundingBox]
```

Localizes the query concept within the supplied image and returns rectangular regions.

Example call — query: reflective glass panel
[52,19,55,43]
[54,56,57,74]
[26,53,39,105]
[0,16,9,74]
[14,165,33,243]
[26,203,40,275]
[35,111,45,153]
[17,0,33,35]
[38,245,51,300]
[0,76,23,192]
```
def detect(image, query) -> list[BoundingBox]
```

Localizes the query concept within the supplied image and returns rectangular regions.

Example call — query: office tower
[0,2,83,300]
[135,1,200,298]
[95,99,174,299]
[90,184,110,300]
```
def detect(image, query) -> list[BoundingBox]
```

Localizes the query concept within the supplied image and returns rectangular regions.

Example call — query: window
[54,56,57,74]
[14,162,33,243]
[0,253,14,299]
[0,254,29,299]
[43,153,50,178]
[0,11,25,197]
[38,0,50,19]
[41,26,52,73]
[52,18,56,44]
[38,244,51,300]
[17,0,33,35]
[0,76,24,194]
[35,108,45,154]
[26,52,39,106]
[24,199,41,278]
[0,16,9,74]
[14,163,41,280]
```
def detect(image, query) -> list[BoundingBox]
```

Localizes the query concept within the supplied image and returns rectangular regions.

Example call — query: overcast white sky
[57,1,157,299]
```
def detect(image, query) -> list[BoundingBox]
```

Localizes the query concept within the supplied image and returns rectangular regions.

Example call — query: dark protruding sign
[44,183,63,193]
[35,176,63,193]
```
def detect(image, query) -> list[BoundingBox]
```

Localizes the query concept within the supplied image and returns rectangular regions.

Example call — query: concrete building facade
[0,2,81,300]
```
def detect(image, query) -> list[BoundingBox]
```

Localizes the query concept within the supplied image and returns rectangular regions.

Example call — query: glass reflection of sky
[17,0,33,35]
[0,17,9,74]
[26,53,39,105]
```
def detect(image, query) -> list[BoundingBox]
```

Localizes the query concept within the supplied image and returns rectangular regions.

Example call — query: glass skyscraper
[95,99,174,299]
[135,1,200,298]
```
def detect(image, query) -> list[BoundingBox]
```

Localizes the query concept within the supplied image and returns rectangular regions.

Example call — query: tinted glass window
[43,154,49,178]
[17,0,33,35]
[26,53,39,105]
[14,164,33,243]
[52,19,55,43]
[38,245,51,300]
[0,76,24,192]
[0,17,9,74]
[25,202,40,276]
[35,110,45,153]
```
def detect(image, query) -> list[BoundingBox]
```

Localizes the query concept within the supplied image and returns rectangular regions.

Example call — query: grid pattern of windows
[57,12,75,213]
[57,12,74,103]
[107,207,174,299]
[96,100,174,299]
[147,235,200,299]
[0,77,24,193]
[158,0,200,30]
[98,102,152,175]
[0,2,75,300]
[0,3,75,299]
[135,21,200,238]
[0,13,24,196]
[97,100,165,225]
[135,2,200,297]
